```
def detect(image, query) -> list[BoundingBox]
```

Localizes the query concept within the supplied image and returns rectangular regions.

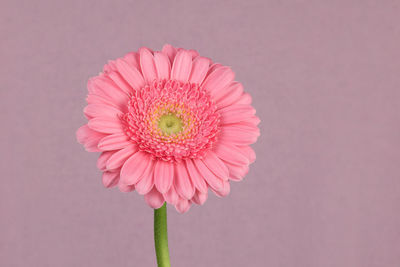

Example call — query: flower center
[122,79,220,162]
[158,113,183,135]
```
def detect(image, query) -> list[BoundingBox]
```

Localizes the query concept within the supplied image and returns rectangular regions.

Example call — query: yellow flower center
[158,113,183,135]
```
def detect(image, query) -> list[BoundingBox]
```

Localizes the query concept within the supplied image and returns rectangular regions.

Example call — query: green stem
[154,203,171,267]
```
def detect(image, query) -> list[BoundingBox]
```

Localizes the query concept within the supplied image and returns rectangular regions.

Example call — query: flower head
[77,44,260,213]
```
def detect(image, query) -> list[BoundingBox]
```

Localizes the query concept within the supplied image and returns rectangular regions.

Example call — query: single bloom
[76,44,260,213]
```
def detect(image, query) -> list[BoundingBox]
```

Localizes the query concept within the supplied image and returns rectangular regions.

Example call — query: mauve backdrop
[1,0,400,266]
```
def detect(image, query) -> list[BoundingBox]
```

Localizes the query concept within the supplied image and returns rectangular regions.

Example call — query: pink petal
[76,125,106,152]
[192,190,208,205]
[103,60,117,73]
[83,138,103,152]
[116,58,145,90]
[201,67,235,97]
[206,63,222,76]
[97,151,115,171]
[154,52,171,80]
[211,180,230,197]
[213,142,249,166]
[119,183,135,192]
[238,146,256,164]
[123,52,140,70]
[233,93,252,105]
[106,144,138,170]
[192,159,223,191]
[171,50,192,82]
[224,123,260,135]
[219,125,259,145]
[88,77,128,106]
[135,161,155,195]
[247,116,261,126]
[139,48,158,83]
[223,161,249,181]
[106,71,133,95]
[88,117,123,134]
[163,185,179,205]
[102,171,120,188]
[215,82,244,109]
[98,133,131,151]
[154,160,174,194]
[174,163,195,199]
[84,104,122,119]
[185,159,208,193]
[162,44,177,64]
[219,104,256,125]
[189,57,210,84]
[120,151,151,185]
[86,94,123,112]
[175,198,191,213]
[144,187,165,209]
[187,49,199,59]
[76,124,95,144]
[202,151,229,181]
[230,116,260,128]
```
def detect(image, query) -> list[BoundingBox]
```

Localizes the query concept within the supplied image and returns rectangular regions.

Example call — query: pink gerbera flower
[76,44,260,213]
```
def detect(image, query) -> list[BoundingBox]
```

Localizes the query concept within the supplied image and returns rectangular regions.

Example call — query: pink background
[1,0,400,266]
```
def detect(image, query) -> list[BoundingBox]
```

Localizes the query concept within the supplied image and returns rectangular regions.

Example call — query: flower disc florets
[122,79,220,162]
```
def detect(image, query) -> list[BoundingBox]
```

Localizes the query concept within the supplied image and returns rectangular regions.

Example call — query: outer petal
[228,116,260,128]
[187,49,199,59]
[233,93,252,105]
[144,187,165,209]
[135,160,155,195]
[116,58,145,90]
[163,185,179,205]
[86,94,122,111]
[120,151,151,185]
[123,52,140,70]
[106,144,138,170]
[185,159,208,193]
[215,82,244,109]
[88,117,123,134]
[238,146,256,164]
[154,52,171,80]
[107,71,132,95]
[76,125,106,152]
[202,66,235,97]
[189,57,211,84]
[211,180,230,197]
[192,190,208,205]
[84,104,122,119]
[206,63,222,76]
[171,50,192,82]
[192,159,224,191]
[102,171,120,188]
[98,133,131,151]
[223,123,260,135]
[213,142,249,166]
[76,124,98,144]
[154,160,174,194]
[119,183,135,192]
[162,44,177,64]
[175,198,191,213]
[219,125,259,145]
[174,163,195,199]
[97,151,115,171]
[223,161,249,181]
[88,77,129,106]
[201,151,229,181]
[139,48,158,83]
[219,104,256,125]
[103,60,117,73]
